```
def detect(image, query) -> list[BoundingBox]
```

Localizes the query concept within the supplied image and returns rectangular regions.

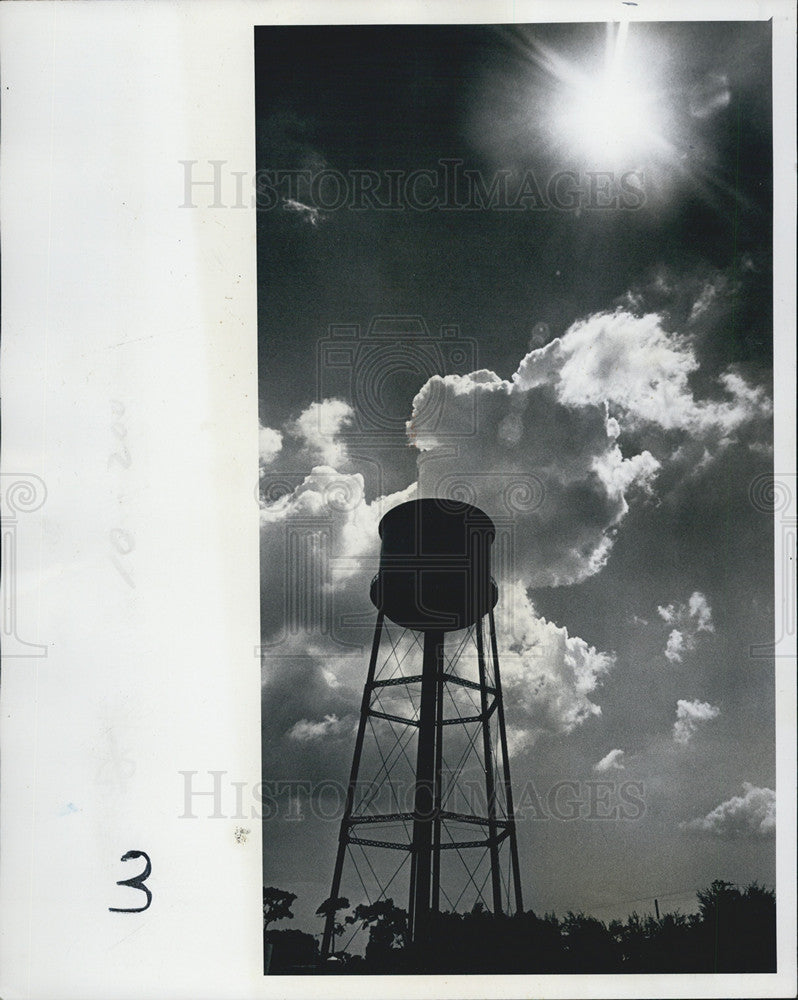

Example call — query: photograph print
[254,19,779,976]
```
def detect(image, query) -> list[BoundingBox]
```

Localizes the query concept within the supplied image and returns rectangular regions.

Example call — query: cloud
[614,261,773,401]
[504,726,537,758]
[658,591,714,661]
[673,698,720,745]
[258,397,620,750]
[259,424,283,467]
[259,464,417,639]
[258,398,355,480]
[409,370,659,588]
[260,465,414,567]
[259,295,765,758]
[687,591,714,631]
[260,348,627,747]
[495,581,615,748]
[260,641,371,784]
[687,280,719,323]
[283,198,324,227]
[408,309,768,589]
[261,642,354,729]
[665,629,686,663]
[287,398,354,467]
[287,713,351,742]
[680,784,775,838]
[523,309,771,440]
[259,518,616,750]
[594,749,626,772]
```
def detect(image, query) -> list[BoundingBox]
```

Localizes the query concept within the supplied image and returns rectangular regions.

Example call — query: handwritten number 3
[109,850,152,913]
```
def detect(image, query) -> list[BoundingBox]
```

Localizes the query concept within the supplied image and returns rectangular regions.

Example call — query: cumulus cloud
[658,591,714,662]
[495,581,615,748]
[665,629,686,663]
[259,465,416,639]
[287,398,354,467]
[259,424,283,467]
[258,398,356,482]
[687,591,714,630]
[520,309,771,440]
[261,641,356,732]
[260,297,766,754]
[260,501,616,748]
[257,393,620,749]
[260,348,625,746]
[410,372,659,588]
[673,698,720,745]
[594,749,626,772]
[680,784,775,838]
[408,309,768,589]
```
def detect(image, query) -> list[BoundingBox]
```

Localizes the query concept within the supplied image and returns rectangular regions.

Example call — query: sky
[254,20,775,938]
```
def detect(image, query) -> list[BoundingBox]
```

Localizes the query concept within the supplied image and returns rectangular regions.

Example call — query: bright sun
[557,73,655,164]
[548,22,663,167]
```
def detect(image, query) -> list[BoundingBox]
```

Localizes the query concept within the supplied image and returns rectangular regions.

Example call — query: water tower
[321,499,523,957]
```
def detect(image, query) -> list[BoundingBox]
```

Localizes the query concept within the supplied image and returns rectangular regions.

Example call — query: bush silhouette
[278,879,776,974]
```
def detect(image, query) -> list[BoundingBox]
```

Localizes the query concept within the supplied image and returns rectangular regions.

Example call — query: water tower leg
[489,609,524,914]
[320,612,384,959]
[476,618,503,915]
[408,845,418,940]
[431,658,444,914]
[410,629,442,939]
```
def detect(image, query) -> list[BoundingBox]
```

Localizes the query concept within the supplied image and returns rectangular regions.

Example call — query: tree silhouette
[560,911,618,972]
[315,895,350,956]
[695,879,775,971]
[697,878,738,920]
[345,898,408,965]
[266,929,319,971]
[267,878,776,974]
[262,886,297,928]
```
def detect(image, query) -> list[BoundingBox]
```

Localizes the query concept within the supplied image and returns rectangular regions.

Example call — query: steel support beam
[321,612,384,958]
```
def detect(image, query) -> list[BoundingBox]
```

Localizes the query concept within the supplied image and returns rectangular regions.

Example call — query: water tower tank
[370,498,498,632]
